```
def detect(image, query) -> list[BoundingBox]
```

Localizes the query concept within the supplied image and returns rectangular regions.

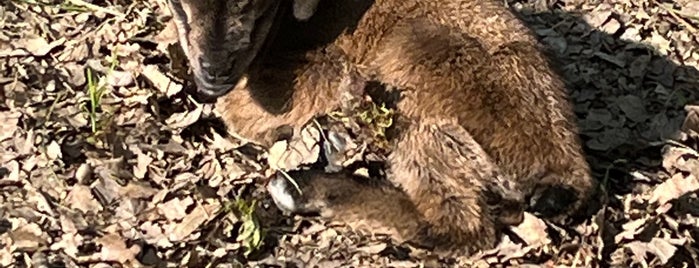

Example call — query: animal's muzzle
[192,67,238,101]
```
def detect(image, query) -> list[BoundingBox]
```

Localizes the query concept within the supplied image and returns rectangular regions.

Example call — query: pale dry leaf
[140,222,174,248]
[323,128,361,172]
[2,160,20,182]
[624,238,677,265]
[650,173,699,206]
[681,105,699,133]
[45,140,62,160]
[509,213,550,247]
[268,140,289,170]
[133,150,153,179]
[74,163,92,184]
[662,146,696,172]
[168,203,220,242]
[268,125,321,170]
[94,233,141,264]
[120,181,159,200]
[356,243,388,255]
[8,222,48,251]
[157,196,194,221]
[166,105,203,129]
[0,247,11,267]
[614,217,648,243]
[106,70,134,87]
[0,111,20,142]
[50,232,84,259]
[152,20,179,53]
[207,129,238,151]
[648,237,678,264]
[648,31,672,54]
[491,235,531,262]
[27,187,55,215]
[65,185,102,214]
[15,35,65,57]
[141,64,183,97]
[225,163,247,182]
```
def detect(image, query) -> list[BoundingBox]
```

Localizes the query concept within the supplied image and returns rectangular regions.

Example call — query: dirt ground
[1,0,698,267]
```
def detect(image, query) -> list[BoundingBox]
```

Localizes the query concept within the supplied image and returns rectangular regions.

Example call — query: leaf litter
[1,0,699,267]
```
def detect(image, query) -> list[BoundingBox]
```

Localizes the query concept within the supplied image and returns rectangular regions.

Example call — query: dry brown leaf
[74,163,92,184]
[140,222,174,248]
[93,233,141,264]
[625,237,677,265]
[0,111,20,142]
[0,246,12,267]
[141,64,184,97]
[617,95,648,123]
[8,222,48,251]
[65,185,102,214]
[6,35,65,57]
[2,160,20,183]
[133,150,153,179]
[50,232,84,259]
[614,217,649,243]
[650,173,699,206]
[106,70,135,88]
[45,140,62,160]
[157,196,194,221]
[268,125,321,171]
[509,213,550,247]
[681,105,699,133]
[166,105,203,129]
[168,202,220,242]
[356,243,388,255]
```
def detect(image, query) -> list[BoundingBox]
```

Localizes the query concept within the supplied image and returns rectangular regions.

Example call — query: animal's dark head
[167,0,320,100]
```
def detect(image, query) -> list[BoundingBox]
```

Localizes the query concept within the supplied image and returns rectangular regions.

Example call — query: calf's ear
[292,0,320,21]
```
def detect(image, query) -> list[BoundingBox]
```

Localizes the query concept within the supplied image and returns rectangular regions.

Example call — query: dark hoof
[528,185,578,218]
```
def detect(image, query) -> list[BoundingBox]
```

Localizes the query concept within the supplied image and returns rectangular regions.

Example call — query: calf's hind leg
[386,117,524,255]
[267,117,525,255]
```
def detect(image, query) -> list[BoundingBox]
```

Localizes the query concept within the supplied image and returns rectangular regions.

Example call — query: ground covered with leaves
[1,0,698,267]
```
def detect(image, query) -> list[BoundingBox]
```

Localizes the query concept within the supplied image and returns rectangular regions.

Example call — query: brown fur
[168,0,597,256]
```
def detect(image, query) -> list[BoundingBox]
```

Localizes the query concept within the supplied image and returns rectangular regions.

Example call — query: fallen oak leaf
[157,196,194,221]
[1,35,65,57]
[91,233,141,264]
[168,202,221,242]
[268,125,321,171]
[509,212,550,247]
[649,173,699,206]
[624,237,677,265]
[166,105,203,129]
[65,185,103,214]
[141,64,183,98]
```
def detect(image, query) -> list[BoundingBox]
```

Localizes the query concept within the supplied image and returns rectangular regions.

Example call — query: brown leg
[266,169,434,247]
[386,117,524,255]
[215,49,363,147]
[474,41,597,219]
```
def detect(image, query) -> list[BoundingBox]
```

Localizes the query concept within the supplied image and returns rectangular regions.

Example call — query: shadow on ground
[510,1,699,264]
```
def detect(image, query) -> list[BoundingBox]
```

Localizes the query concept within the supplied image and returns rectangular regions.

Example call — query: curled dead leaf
[65,185,102,214]
[650,173,699,206]
[509,213,550,247]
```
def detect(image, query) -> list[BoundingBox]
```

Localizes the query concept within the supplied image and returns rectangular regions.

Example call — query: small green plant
[329,100,395,150]
[82,52,118,134]
[357,102,394,139]
[232,198,264,257]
